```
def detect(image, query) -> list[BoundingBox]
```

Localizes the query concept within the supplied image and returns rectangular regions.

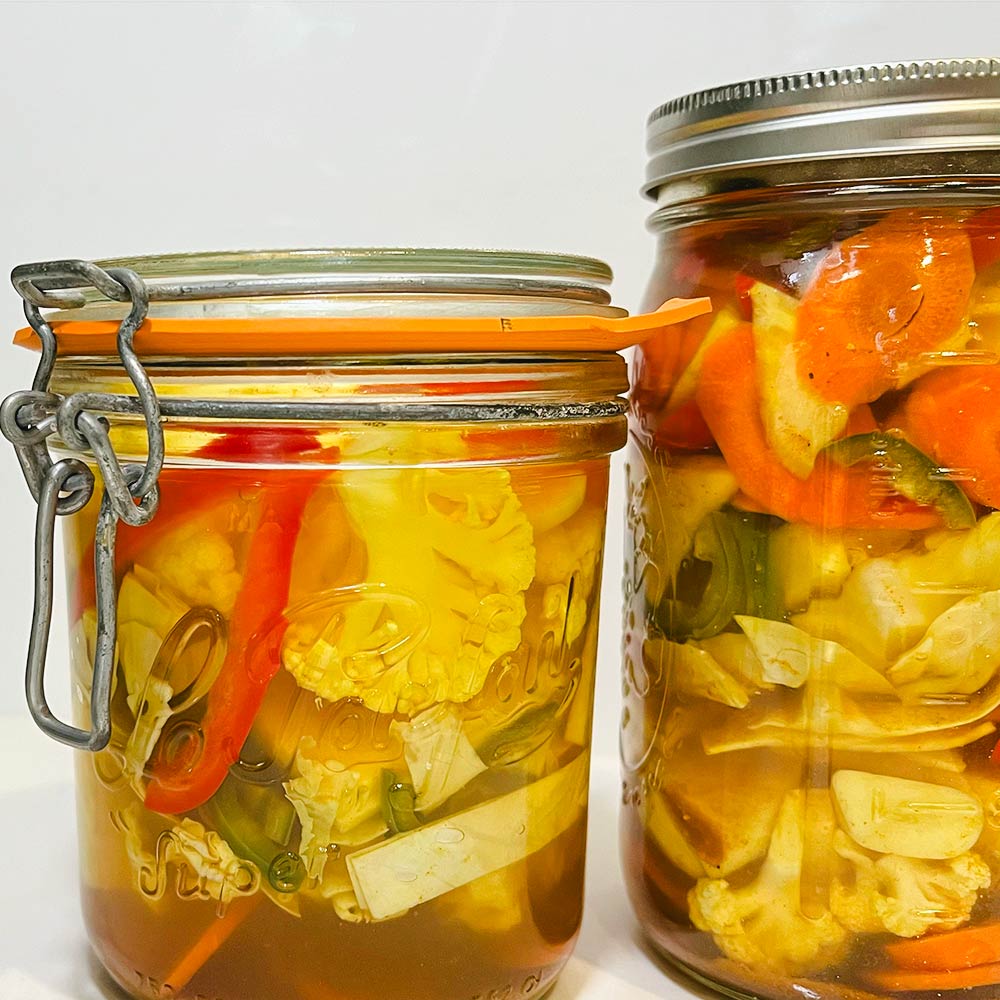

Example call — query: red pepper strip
[69,471,227,623]
[695,324,941,530]
[144,460,333,815]
[145,435,334,814]
[70,427,327,620]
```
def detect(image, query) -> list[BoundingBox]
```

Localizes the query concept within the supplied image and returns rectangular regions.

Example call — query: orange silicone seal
[13,297,711,358]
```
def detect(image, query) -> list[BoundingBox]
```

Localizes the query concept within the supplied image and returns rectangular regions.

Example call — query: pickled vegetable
[624,205,1000,998]
[68,425,609,1000]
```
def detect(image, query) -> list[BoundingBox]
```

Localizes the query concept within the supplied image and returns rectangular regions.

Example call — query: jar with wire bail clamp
[623,59,1000,1000]
[2,248,706,1000]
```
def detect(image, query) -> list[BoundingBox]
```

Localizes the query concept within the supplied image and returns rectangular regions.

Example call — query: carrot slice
[869,961,1000,992]
[165,896,258,991]
[896,365,1000,508]
[695,325,940,529]
[886,922,1000,972]
[797,209,975,408]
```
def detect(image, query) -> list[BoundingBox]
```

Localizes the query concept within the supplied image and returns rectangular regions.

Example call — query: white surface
[1,2,999,996]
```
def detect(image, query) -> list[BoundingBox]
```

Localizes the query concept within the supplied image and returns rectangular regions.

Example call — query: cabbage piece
[735,616,897,696]
[394,705,486,814]
[792,513,1000,667]
[888,591,1000,699]
[347,752,587,920]
[644,637,752,709]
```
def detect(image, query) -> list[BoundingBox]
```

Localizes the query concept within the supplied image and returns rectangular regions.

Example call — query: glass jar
[622,60,1000,999]
[3,249,703,1000]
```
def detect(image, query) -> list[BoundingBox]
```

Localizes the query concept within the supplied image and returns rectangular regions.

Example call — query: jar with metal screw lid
[623,59,1000,999]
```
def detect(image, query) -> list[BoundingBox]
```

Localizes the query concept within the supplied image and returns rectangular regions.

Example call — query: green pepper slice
[658,507,783,641]
[825,432,976,530]
[380,770,421,835]
[204,778,307,894]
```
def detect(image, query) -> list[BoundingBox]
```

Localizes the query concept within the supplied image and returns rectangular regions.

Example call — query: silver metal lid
[645,58,1000,201]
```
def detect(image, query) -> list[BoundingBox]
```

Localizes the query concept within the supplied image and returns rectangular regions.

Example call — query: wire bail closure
[1,264,164,750]
[2,254,660,752]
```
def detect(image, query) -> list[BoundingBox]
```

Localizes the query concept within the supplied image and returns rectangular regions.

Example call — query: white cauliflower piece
[112,810,259,908]
[171,818,261,906]
[689,790,849,976]
[831,830,991,938]
[284,742,387,877]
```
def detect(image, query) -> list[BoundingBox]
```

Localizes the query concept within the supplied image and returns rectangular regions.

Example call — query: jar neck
[49,353,629,409]
[647,163,1000,233]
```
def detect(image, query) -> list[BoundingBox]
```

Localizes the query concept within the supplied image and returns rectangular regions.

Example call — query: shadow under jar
[2,249,700,1000]
[622,60,1000,1000]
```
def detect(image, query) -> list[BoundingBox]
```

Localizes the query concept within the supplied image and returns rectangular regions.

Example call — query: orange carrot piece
[886,922,1000,972]
[165,897,258,991]
[797,209,975,408]
[695,325,940,530]
[896,365,1000,508]
[869,961,1000,992]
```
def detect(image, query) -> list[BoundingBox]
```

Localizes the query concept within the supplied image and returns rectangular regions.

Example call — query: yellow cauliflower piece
[831,830,991,938]
[143,521,242,616]
[689,790,849,976]
[283,465,535,713]
[284,741,387,877]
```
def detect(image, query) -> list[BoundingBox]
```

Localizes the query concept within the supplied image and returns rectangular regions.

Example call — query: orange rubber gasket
[13,297,711,357]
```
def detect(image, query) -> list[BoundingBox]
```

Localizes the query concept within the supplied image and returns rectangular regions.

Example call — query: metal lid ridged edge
[648,57,1000,126]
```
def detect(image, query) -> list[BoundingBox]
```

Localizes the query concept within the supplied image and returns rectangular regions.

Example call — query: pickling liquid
[624,207,1000,999]
[66,431,608,1000]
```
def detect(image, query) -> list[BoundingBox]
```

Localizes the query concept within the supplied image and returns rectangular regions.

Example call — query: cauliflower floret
[689,790,849,976]
[534,506,604,644]
[284,741,387,877]
[283,466,535,713]
[143,521,242,616]
[111,810,259,908]
[171,818,261,906]
[831,830,991,938]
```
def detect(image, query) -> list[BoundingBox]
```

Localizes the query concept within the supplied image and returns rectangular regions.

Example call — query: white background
[0,2,998,997]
